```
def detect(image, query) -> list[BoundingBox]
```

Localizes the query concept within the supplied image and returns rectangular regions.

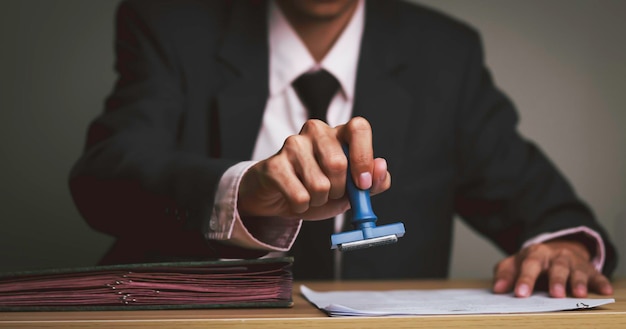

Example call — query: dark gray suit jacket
[69,0,617,279]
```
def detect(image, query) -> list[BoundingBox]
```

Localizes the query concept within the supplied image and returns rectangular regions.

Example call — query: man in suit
[70,0,617,298]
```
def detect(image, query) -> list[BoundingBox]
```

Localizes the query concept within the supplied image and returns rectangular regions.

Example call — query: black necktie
[289,70,339,279]
[292,69,340,122]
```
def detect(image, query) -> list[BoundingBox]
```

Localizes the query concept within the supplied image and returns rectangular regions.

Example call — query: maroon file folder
[0,257,293,311]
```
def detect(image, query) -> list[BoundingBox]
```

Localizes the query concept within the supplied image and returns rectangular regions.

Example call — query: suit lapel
[213,0,418,165]
[215,1,269,160]
[353,0,414,173]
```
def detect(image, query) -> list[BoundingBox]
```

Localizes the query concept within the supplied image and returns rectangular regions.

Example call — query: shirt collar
[268,0,365,101]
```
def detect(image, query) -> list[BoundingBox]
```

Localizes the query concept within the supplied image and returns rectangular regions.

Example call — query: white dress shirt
[205,0,364,251]
[204,0,605,272]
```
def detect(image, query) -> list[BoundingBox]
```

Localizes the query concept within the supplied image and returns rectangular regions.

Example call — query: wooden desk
[1,279,624,329]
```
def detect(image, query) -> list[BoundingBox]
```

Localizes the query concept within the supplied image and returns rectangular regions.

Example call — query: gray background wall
[0,0,624,278]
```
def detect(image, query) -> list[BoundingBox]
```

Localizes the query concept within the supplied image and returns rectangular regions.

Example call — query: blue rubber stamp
[331,146,405,251]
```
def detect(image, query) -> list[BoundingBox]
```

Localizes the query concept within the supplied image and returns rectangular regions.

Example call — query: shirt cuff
[205,160,301,251]
[521,226,605,272]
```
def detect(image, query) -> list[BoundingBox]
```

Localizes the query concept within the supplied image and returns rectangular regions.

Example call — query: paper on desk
[300,285,614,316]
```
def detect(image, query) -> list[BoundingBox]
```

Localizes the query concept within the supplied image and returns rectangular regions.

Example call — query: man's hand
[493,239,613,298]
[237,116,391,220]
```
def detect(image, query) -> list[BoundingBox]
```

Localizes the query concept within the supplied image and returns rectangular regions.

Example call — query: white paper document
[300,285,615,317]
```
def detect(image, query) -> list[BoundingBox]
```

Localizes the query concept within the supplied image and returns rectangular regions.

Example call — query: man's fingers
[240,117,389,220]
[339,117,374,190]
[370,157,390,195]
[588,272,613,296]
[547,253,571,298]
[493,256,517,294]
[495,241,613,300]
[514,245,549,297]
[262,154,311,214]
[305,120,348,200]
[569,267,589,298]
[280,134,332,209]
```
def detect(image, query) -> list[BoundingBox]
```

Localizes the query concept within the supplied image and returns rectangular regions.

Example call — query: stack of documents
[301,285,614,316]
[0,258,293,311]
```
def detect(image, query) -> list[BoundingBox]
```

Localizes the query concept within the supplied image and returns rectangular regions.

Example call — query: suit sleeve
[68,1,265,260]
[452,31,617,276]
